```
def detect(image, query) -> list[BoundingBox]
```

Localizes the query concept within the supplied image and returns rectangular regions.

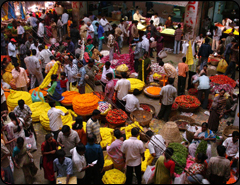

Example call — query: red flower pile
[171,103,179,110]
[188,88,198,95]
[175,95,201,109]
[209,75,236,88]
[106,109,128,125]
[140,104,151,112]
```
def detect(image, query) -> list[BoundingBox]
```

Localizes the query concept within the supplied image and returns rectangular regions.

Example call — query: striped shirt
[86,118,101,144]
[174,28,182,41]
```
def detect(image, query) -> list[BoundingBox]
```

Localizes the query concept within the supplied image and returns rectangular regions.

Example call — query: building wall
[213,1,226,23]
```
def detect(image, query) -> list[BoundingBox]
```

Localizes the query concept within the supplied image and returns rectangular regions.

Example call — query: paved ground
[11,40,239,184]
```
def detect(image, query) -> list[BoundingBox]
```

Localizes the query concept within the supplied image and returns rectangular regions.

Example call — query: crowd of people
[1,4,239,185]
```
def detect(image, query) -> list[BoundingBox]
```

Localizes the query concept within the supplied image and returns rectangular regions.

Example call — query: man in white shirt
[114,72,131,111]
[17,21,25,40]
[100,61,114,92]
[223,131,239,168]
[27,13,38,38]
[47,101,69,140]
[61,10,69,36]
[38,45,53,77]
[8,38,17,64]
[99,15,112,38]
[86,22,94,39]
[121,127,145,184]
[133,9,146,23]
[151,13,160,27]
[37,18,45,43]
[29,40,40,56]
[122,89,143,113]
[212,26,222,50]
[146,130,166,165]
[65,58,78,91]
[118,19,127,47]
[82,14,91,24]
[157,78,177,122]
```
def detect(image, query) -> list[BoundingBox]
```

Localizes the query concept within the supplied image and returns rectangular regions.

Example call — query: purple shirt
[105,79,114,100]
[107,139,124,165]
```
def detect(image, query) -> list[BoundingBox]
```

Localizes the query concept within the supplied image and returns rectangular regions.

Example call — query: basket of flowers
[175,95,201,112]
[106,109,128,128]
[143,85,161,98]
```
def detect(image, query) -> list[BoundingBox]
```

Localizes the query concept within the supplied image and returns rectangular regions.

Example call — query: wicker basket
[169,115,196,131]
[143,85,161,99]
[159,121,182,144]
[140,103,156,117]
[130,110,152,127]
[209,57,221,66]
[222,125,239,141]
[108,122,125,129]
[179,105,199,113]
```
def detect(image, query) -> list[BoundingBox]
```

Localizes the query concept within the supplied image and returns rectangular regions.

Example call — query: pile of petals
[100,53,135,72]
[171,102,179,110]
[174,155,195,177]
[100,127,114,149]
[175,95,201,109]
[210,83,234,94]
[188,88,198,95]
[140,104,151,112]
[102,168,126,184]
[146,86,161,95]
[210,75,236,88]
[141,149,154,172]
[61,91,80,105]
[127,78,145,92]
[106,109,128,125]
[7,90,32,111]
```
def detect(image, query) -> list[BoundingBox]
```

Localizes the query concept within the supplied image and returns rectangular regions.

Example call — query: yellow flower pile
[103,154,113,168]
[153,73,162,79]
[7,90,32,111]
[29,102,51,122]
[120,121,143,140]
[127,78,145,93]
[224,28,239,35]
[141,149,154,172]
[102,169,126,184]
[100,127,115,148]
[72,93,101,115]
[116,64,129,72]
[39,106,77,131]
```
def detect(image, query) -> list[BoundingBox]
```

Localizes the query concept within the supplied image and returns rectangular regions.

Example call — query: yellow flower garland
[29,102,51,122]
[102,169,126,184]
[7,90,32,111]
[127,78,145,93]
[120,121,143,140]
[141,149,154,172]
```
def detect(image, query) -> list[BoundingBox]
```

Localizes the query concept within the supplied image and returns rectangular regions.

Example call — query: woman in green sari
[154,148,175,184]
[85,38,94,58]
[138,51,151,83]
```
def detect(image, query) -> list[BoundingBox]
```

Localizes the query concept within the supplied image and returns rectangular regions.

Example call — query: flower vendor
[47,74,64,102]
[122,89,143,113]
[138,51,151,83]
[84,59,99,91]
[86,109,101,144]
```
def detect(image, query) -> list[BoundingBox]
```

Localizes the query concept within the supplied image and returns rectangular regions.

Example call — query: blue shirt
[53,157,73,177]
[78,67,86,86]
[97,25,105,38]
[92,20,99,35]
[193,75,210,90]
[67,41,75,55]
[224,43,232,57]
[85,143,104,169]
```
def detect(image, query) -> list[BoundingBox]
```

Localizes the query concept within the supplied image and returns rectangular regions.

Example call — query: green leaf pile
[168,142,188,174]
[195,140,208,156]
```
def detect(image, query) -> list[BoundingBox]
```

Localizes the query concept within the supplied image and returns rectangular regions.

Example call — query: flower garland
[146,86,161,95]
[142,59,145,83]
[61,91,80,105]
[7,90,32,111]
[127,78,145,93]
[106,109,128,125]
[102,169,126,184]
[175,95,201,109]
[29,102,51,122]
[209,75,236,88]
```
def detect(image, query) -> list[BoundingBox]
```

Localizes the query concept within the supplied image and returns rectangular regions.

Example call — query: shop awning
[153,1,189,7]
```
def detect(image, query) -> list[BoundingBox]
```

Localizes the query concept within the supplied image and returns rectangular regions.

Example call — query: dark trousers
[1,46,6,55]
[85,165,102,184]
[116,98,126,111]
[134,59,139,73]
[42,68,46,78]
[10,56,18,64]
[32,26,38,38]
[197,88,210,109]
[125,164,142,184]
[101,81,107,93]
[52,130,60,141]
[178,76,186,96]
[188,71,196,90]
[149,48,153,57]
[224,61,236,80]
[20,56,26,69]
[63,24,67,36]
[157,104,172,122]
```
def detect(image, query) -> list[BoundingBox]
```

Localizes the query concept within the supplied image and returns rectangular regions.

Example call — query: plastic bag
[142,165,155,184]
[31,90,45,103]
[174,172,186,184]
[25,132,37,151]
[158,50,167,59]
[217,59,228,73]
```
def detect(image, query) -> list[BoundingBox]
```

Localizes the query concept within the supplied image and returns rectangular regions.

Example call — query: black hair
[17,137,24,145]
[95,22,99,26]
[182,57,186,63]
[66,36,71,40]
[32,49,37,55]
[146,130,154,138]
[114,129,122,139]
[200,73,206,76]
[77,61,83,66]
[219,88,226,93]
[105,61,111,66]
[26,50,31,56]
[76,143,86,153]
[14,62,20,68]
[131,127,139,137]
[49,101,55,107]
[217,145,226,157]
[61,72,66,77]
[87,39,92,43]
[133,89,140,96]
[51,74,58,81]
[178,24,181,28]
[159,60,164,66]
[106,73,113,80]
[202,122,208,127]
[168,78,174,85]
[112,24,117,28]
[62,125,70,133]
[232,131,239,137]
[18,99,25,107]
[72,116,83,130]
[45,133,52,141]
[76,53,80,59]
[205,38,210,44]
[196,152,207,163]
[144,51,149,55]
[38,45,44,50]
[155,13,158,16]
[50,56,55,60]
[87,133,96,143]
[165,147,174,160]
[168,15,172,18]
[92,109,101,116]
[150,20,153,24]
[203,65,208,68]
[94,17,97,20]
[9,112,21,132]
[56,149,66,158]
[121,72,127,78]
[232,39,237,43]
[88,59,94,63]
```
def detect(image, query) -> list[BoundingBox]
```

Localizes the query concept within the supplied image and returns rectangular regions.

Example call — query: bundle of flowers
[72,93,101,115]
[29,102,51,122]
[102,169,126,184]
[61,91,80,105]
[100,127,114,149]
[210,83,234,94]
[153,73,162,80]
[116,64,129,72]
[141,149,154,172]
[188,88,198,95]
[209,75,236,88]
[94,92,105,101]
[29,87,48,97]
[175,95,201,109]
[106,109,128,125]
[7,90,32,111]
[146,86,161,95]
[127,78,145,92]
[140,104,151,112]
[120,121,143,140]
[171,103,179,110]
[97,102,112,116]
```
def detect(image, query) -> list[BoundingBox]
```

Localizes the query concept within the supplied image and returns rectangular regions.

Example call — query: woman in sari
[154,148,175,184]
[47,74,64,101]
[12,137,38,184]
[41,133,58,183]
[156,33,164,55]
[188,122,216,160]
[50,18,58,39]
[8,112,26,141]
[138,51,151,83]
[85,39,94,58]
[208,89,227,132]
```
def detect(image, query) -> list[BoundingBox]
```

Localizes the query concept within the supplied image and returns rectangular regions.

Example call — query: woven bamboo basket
[130,110,152,127]
[108,122,126,129]
[159,121,182,144]
[179,105,199,113]
[140,103,156,117]
[169,115,196,131]
[143,85,161,99]
[209,56,221,66]
[222,125,239,141]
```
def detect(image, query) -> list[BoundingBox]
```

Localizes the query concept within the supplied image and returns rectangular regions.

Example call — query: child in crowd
[60,72,68,93]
